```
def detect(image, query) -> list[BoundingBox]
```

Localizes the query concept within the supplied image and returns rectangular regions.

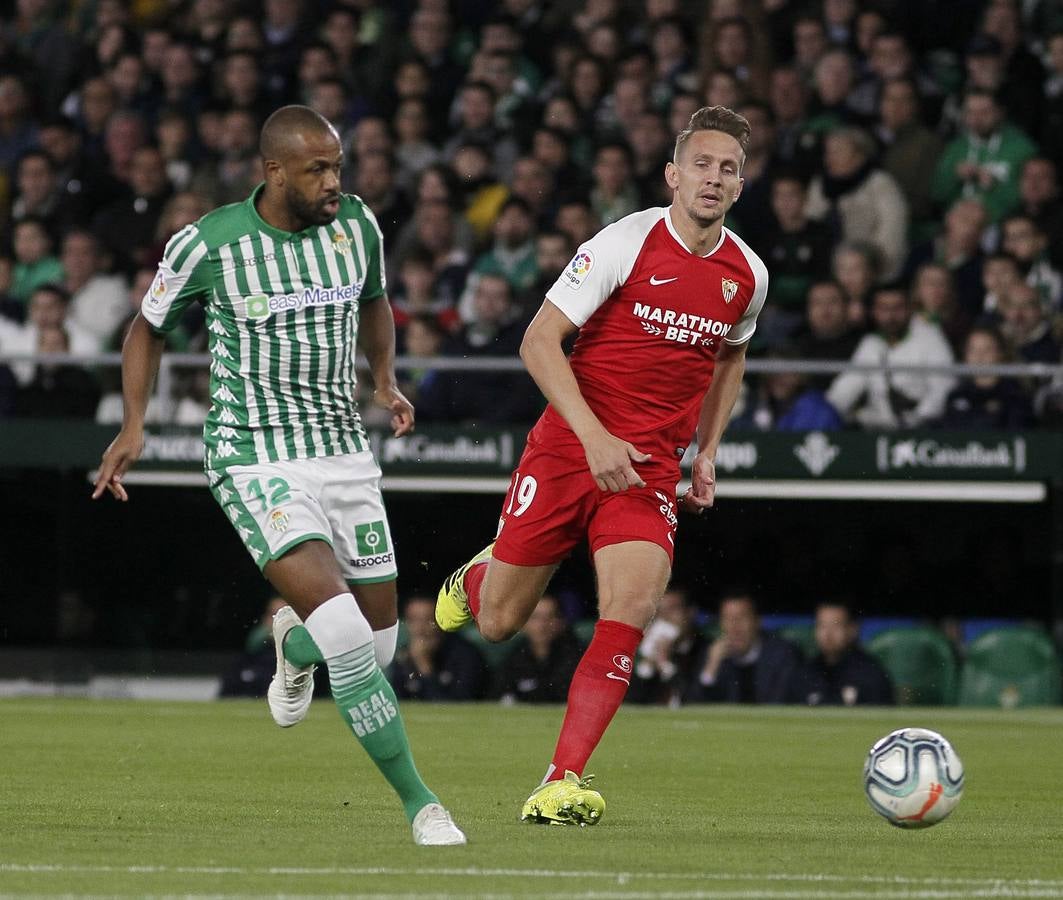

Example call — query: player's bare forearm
[92,313,164,500]
[696,340,747,457]
[357,295,399,392]
[121,313,166,429]
[522,301,650,492]
[357,296,414,436]
[520,301,604,442]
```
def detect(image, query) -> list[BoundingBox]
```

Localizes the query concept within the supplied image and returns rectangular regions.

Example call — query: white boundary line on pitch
[3,864,1063,890]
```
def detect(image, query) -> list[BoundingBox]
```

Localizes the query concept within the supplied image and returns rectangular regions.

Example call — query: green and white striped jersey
[141,184,386,473]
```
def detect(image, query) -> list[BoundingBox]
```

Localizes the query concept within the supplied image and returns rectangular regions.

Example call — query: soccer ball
[863,727,965,828]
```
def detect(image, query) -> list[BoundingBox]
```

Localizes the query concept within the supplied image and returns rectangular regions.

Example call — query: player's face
[814,607,853,659]
[280,131,343,228]
[666,130,744,229]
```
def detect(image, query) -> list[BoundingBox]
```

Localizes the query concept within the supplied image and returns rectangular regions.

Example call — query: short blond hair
[674,105,751,161]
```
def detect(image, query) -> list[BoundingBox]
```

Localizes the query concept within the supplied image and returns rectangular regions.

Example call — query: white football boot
[411,803,467,845]
[266,605,316,727]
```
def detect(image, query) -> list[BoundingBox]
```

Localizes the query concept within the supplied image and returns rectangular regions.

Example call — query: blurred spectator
[629,586,706,707]
[508,155,555,225]
[752,172,833,345]
[875,77,944,233]
[792,280,862,392]
[729,101,778,240]
[531,125,590,206]
[932,88,1037,224]
[389,594,487,701]
[396,313,449,413]
[910,262,970,354]
[93,144,174,272]
[145,191,211,271]
[442,81,518,183]
[9,217,63,307]
[1011,158,1063,270]
[907,197,989,317]
[349,150,410,252]
[732,344,843,432]
[390,247,460,336]
[61,230,128,351]
[392,198,470,311]
[804,49,863,137]
[13,322,99,418]
[998,281,1061,364]
[981,251,1024,314]
[831,242,878,330]
[0,75,38,173]
[418,273,541,425]
[999,214,1062,311]
[936,325,1033,429]
[827,286,955,429]
[495,595,584,704]
[10,149,83,237]
[554,199,601,250]
[806,127,909,283]
[687,589,804,704]
[190,108,260,208]
[1041,32,1063,164]
[980,2,1046,117]
[154,110,196,192]
[36,116,91,215]
[450,141,509,246]
[768,66,816,178]
[405,6,464,115]
[392,97,440,193]
[461,197,538,314]
[521,229,574,312]
[798,602,894,706]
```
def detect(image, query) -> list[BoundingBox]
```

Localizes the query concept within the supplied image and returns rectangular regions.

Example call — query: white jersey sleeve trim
[721,228,769,346]
[141,232,209,328]
[545,207,665,327]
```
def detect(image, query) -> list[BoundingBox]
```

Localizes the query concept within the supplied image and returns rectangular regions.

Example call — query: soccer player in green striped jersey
[92,106,465,846]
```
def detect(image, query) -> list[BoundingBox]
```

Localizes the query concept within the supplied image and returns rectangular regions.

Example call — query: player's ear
[664,160,679,190]
[263,157,284,188]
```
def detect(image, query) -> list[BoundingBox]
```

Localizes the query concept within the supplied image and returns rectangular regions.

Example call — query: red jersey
[532,207,768,477]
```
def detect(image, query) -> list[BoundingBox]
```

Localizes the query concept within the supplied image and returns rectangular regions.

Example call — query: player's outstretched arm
[682,340,748,514]
[521,300,650,493]
[92,313,165,501]
[358,295,414,437]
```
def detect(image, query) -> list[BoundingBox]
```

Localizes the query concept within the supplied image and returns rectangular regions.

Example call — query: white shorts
[208,451,397,584]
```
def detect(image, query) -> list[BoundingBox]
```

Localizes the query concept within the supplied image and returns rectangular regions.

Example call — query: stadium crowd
[1,0,1062,428]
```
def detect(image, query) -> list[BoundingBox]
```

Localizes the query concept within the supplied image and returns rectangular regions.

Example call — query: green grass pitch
[3,699,1063,897]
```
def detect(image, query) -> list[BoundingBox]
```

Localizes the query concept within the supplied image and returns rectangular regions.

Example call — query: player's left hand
[374,385,415,437]
[681,453,716,514]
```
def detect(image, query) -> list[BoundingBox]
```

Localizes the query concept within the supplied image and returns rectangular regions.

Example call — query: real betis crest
[331,232,353,257]
[721,278,739,304]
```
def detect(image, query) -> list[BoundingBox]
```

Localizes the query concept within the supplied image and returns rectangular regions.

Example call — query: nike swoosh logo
[649,275,678,285]
[606,672,631,685]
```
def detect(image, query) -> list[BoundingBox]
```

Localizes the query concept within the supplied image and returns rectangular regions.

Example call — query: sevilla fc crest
[721,278,739,304]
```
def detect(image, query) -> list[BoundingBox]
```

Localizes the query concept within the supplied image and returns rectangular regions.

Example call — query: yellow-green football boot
[435,543,494,632]
[520,771,605,826]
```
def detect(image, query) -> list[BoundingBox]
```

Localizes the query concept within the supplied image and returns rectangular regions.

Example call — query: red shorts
[492,438,679,567]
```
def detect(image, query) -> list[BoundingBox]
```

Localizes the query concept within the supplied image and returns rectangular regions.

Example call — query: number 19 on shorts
[497,471,538,536]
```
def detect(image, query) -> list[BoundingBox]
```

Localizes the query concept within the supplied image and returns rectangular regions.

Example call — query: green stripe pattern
[146,189,386,474]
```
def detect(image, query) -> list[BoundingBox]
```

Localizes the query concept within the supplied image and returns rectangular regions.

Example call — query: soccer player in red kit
[436,106,768,825]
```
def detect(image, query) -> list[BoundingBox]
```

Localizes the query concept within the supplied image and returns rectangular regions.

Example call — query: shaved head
[260,104,339,161]
[257,105,344,231]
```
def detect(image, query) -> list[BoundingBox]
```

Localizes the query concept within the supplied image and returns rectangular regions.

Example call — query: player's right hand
[583,431,651,493]
[92,427,145,502]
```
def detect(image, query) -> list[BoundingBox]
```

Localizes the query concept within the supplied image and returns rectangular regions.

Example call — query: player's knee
[477,609,520,643]
[599,592,657,629]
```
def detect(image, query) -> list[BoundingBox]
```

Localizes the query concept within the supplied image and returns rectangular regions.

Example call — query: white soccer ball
[863,727,964,828]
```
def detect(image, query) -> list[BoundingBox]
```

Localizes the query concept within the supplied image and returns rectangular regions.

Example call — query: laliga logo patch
[148,271,167,305]
[562,249,594,290]
[721,277,739,304]
[612,654,633,673]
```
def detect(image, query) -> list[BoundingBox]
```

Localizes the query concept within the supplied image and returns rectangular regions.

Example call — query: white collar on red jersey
[664,207,727,259]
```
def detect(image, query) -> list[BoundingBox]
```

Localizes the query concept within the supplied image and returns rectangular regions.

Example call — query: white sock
[373,623,399,669]
[304,593,373,660]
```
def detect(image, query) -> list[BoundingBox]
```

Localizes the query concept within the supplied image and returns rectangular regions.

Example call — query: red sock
[547,619,642,781]
[462,561,488,620]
